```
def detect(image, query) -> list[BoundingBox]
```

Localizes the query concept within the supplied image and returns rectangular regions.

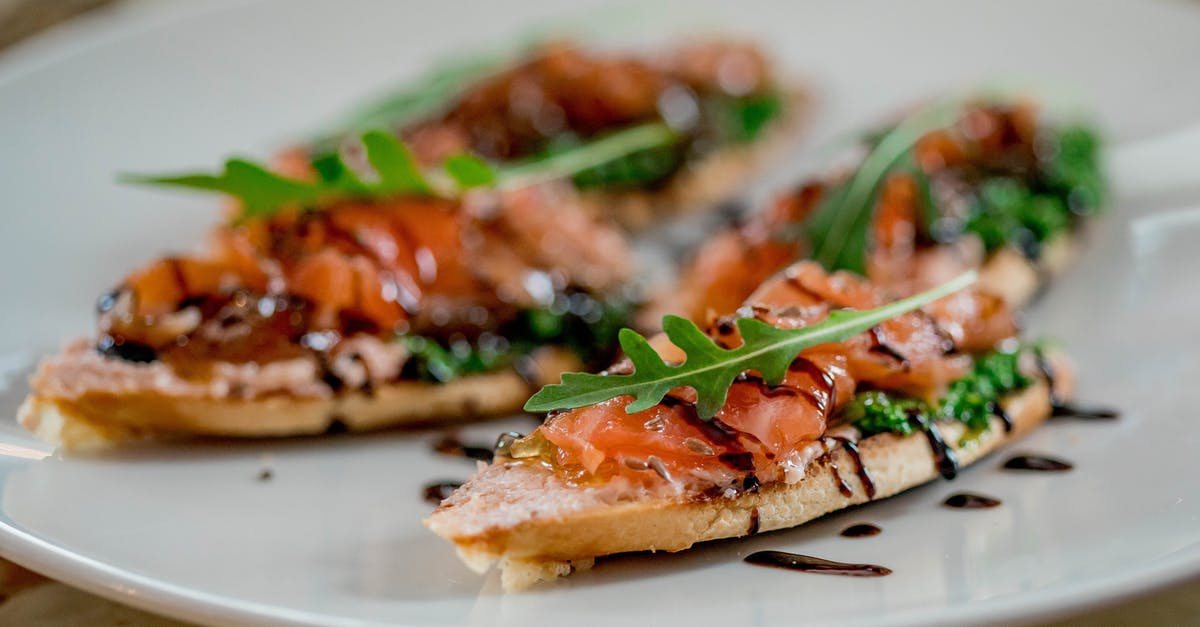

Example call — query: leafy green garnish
[937,347,1030,430]
[849,345,1032,438]
[706,92,785,144]
[122,159,326,220]
[400,295,633,383]
[525,271,977,419]
[804,103,960,274]
[498,122,679,189]
[124,123,679,220]
[841,391,930,437]
[444,154,497,188]
[123,130,444,218]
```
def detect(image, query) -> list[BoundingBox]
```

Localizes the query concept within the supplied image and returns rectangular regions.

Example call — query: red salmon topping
[100,185,632,368]
[403,40,774,164]
[537,262,1014,490]
[647,102,1047,324]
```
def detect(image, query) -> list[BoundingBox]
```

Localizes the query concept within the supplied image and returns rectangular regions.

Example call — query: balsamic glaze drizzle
[1003,455,1073,472]
[1035,349,1120,420]
[423,481,462,505]
[913,417,959,480]
[991,402,1014,433]
[432,435,494,462]
[830,437,877,499]
[840,523,882,538]
[943,492,1002,509]
[745,551,892,577]
[1052,403,1120,420]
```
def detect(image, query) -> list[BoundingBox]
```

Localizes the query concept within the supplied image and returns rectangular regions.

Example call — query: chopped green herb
[706,91,785,144]
[399,295,632,383]
[525,271,976,419]
[848,345,1033,438]
[841,391,930,437]
[937,347,1030,430]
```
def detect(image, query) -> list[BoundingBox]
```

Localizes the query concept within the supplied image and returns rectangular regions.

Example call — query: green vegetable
[123,131,447,219]
[497,122,680,189]
[707,92,785,144]
[400,295,632,383]
[123,123,678,220]
[444,154,497,188]
[797,101,1104,272]
[525,271,976,419]
[841,391,930,437]
[937,347,1030,431]
[848,346,1032,438]
[803,103,960,274]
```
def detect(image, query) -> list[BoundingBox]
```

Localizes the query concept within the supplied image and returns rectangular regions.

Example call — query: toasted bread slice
[582,89,811,231]
[19,345,578,452]
[425,352,1073,591]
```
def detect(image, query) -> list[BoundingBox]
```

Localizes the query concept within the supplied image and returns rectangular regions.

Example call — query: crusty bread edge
[18,347,579,452]
[427,352,1073,591]
[584,87,812,231]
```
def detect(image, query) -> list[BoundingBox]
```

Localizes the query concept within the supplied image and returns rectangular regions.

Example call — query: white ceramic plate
[2,0,1200,625]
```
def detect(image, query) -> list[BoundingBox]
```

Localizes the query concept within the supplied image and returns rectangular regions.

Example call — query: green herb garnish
[123,123,679,220]
[803,103,960,274]
[706,91,785,144]
[841,391,930,437]
[498,122,679,189]
[849,345,1032,439]
[122,130,445,218]
[525,271,976,419]
[400,295,632,383]
[800,100,1104,272]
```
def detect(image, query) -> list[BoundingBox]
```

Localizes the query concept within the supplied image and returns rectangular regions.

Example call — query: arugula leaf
[126,122,680,219]
[497,122,679,189]
[360,130,431,195]
[124,132,463,219]
[121,159,324,219]
[804,103,961,274]
[444,154,497,188]
[525,270,977,419]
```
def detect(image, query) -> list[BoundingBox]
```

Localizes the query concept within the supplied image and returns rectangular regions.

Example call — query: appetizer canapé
[19,133,640,450]
[425,262,1073,590]
[298,40,807,229]
[648,100,1103,324]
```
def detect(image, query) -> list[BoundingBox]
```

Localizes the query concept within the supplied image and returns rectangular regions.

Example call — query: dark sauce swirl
[745,550,892,577]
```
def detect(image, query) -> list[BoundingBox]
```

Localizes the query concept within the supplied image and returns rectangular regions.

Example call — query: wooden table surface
[0,1,1196,625]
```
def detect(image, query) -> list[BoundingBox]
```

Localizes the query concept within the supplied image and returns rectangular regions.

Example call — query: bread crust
[19,347,579,452]
[424,353,1074,590]
[585,88,811,231]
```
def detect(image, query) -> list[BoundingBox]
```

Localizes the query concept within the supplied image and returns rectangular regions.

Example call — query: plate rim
[1,1,1198,625]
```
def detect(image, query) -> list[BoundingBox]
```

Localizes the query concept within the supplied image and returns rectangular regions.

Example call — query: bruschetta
[645,100,1103,325]
[299,40,809,230]
[20,135,639,450]
[426,262,1073,590]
